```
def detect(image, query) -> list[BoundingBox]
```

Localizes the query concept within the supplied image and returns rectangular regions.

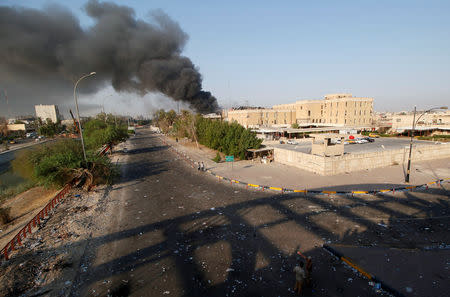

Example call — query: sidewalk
[163,136,449,191]
[327,244,450,297]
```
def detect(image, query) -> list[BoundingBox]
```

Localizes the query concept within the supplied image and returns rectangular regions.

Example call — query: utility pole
[405,106,447,183]
[73,72,96,164]
[405,106,416,183]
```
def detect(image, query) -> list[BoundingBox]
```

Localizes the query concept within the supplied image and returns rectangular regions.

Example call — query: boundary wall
[160,136,448,195]
[274,143,450,175]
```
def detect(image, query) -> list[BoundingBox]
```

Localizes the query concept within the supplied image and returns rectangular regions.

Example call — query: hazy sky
[1,0,449,118]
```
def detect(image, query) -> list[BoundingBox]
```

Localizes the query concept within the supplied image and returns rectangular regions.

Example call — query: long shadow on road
[18,185,448,297]
[10,132,449,297]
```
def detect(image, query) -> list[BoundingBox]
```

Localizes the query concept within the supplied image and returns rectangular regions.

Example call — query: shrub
[0,207,12,225]
[196,117,262,159]
[83,119,129,150]
[213,152,221,163]
[12,139,118,188]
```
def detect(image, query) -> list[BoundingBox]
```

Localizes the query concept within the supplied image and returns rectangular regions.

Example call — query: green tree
[83,119,129,150]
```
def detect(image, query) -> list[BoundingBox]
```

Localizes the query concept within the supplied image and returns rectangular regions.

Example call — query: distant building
[202,113,222,120]
[391,110,450,135]
[7,123,27,132]
[226,94,373,128]
[35,104,60,123]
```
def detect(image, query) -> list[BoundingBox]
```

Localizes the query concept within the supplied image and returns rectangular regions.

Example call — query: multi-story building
[35,104,60,123]
[226,94,373,128]
[273,94,373,126]
[225,109,296,128]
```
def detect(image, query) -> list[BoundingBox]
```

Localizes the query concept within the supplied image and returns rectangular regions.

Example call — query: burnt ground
[0,129,449,297]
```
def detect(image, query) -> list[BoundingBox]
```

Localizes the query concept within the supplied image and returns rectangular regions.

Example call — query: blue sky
[2,0,450,115]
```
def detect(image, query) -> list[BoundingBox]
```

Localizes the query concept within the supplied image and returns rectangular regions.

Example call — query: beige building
[225,109,296,128]
[6,123,26,131]
[391,110,450,130]
[35,104,60,123]
[226,94,373,128]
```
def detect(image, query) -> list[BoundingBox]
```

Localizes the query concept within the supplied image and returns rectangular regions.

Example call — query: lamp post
[405,106,447,183]
[73,72,96,164]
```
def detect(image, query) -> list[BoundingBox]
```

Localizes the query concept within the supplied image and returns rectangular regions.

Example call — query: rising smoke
[0,0,218,115]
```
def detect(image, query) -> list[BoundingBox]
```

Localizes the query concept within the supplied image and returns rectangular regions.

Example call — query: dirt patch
[0,186,107,296]
[0,187,59,248]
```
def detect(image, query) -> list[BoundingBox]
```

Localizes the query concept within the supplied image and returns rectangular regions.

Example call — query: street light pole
[405,106,416,183]
[405,106,448,183]
[73,72,96,164]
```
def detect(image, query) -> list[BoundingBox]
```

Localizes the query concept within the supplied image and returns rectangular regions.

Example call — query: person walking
[197,162,201,171]
[293,261,306,295]
[200,162,205,171]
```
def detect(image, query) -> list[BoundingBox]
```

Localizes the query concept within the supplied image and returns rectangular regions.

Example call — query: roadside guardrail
[0,144,112,261]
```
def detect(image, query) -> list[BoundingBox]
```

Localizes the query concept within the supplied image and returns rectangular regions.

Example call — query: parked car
[369,133,380,138]
[347,140,356,144]
[356,138,368,144]
[287,140,298,145]
[365,137,375,142]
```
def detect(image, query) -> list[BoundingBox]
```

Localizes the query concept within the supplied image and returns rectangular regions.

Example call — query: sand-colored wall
[274,144,450,175]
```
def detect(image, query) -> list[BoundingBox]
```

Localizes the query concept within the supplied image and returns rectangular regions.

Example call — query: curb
[323,245,406,297]
[160,137,448,196]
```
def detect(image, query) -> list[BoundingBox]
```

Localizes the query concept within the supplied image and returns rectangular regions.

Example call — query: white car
[287,140,298,145]
[355,138,368,144]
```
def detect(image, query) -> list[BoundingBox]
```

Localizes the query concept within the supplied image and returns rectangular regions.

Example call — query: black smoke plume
[0,0,218,114]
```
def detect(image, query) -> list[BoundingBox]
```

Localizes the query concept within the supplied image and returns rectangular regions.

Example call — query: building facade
[391,110,450,134]
[35,104,60,123]
[225,109,296,128]
[226,94,373,128]
[273,94,373,126]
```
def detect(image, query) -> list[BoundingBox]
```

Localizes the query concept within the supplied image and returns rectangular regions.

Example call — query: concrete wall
[274,143,450,175]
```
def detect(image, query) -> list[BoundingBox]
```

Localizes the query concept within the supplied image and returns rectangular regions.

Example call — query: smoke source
[0,0,218,114]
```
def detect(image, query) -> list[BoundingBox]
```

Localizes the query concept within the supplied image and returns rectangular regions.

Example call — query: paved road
[70,130,449,296]
[0,139,52,174]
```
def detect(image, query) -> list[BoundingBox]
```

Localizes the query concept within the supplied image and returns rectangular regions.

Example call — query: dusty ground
[0,185,108,296]
[0,187,59,248]
[0,130,448,297]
